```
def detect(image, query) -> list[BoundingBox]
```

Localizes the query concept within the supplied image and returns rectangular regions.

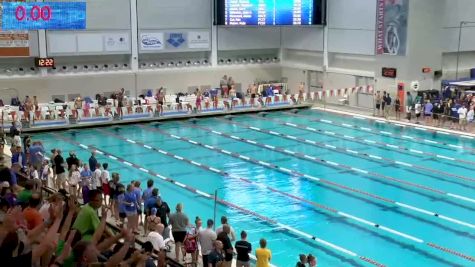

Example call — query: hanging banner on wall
[140,32,164,50]
[375,0,409,56]
[0,31,29,56]
[188,31,210,49]
[104,33,129,52]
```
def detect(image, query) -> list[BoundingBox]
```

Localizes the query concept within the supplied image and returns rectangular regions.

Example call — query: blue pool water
[32,109,475,267]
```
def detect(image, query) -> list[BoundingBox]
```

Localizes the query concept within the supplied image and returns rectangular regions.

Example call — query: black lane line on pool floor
[217,119,475,192]
[138,124,475,235]
[50,132,385,267]
[285,111,475,155]
[96,127,475,265]
[252,114,475,170]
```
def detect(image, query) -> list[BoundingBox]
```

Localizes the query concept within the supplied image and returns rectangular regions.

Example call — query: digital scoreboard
[1,2,86,30]
[217,0,325,26]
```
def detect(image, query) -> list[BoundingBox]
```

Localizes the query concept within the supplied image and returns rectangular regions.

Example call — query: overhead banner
[188,31,210,49]
[140,32,164,50]
[376,0,409,56]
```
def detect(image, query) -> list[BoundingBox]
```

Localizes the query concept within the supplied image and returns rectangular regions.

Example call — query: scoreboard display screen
[1,2,86,30]
[217,0,325,26]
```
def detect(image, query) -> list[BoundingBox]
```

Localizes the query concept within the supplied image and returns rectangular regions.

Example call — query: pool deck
[17,103,311,133]
[313,106,475,139]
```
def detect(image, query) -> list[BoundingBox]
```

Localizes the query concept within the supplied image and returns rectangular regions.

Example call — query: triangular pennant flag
[368,85,374,93]
[317,91,323,99]
[337,89,341,96]
[326,90,331,97]
[352,87,356,93]
[330,90,334,97]
[345,88,348,94]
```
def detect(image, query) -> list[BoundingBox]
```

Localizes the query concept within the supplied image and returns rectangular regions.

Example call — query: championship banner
[0,0,30,56]
[375,0,409,56]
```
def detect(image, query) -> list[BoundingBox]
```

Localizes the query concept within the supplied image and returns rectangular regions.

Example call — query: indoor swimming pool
[33,109,475,267]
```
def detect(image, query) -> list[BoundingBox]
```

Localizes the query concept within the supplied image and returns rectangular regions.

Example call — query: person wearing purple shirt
[80,164,92,203]
[424,100,433,125]
[29,141,45,170]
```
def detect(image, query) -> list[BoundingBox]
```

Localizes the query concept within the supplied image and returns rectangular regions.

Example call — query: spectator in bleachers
[217,224,233,267]
[89,151,98,172]
[72,189,105,241]
[11,146,26,170]
[199,219,217,267]
[208,240,225,267]
[80,163,92,203]
[133,180,143,228]
[66,151,79,171]
[101,163,110,206]
[169,202,189,262]
[69,164,81,198]
[256,238,272,267]
[124,183,139,233]
[92,163,102,191]
[216,215,236,242]
[54,150,67,190]
[22,192,42,230]
[143,179,155,234]
[235,230,252,267]
[147,216,166,251]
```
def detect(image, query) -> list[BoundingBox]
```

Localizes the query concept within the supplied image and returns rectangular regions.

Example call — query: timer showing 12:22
[1,2,87,30]
[35,58,55,68]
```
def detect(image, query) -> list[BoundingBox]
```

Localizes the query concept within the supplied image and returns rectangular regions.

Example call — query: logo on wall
[188,31,210,49]
[167,33,185,48]
[140,33,164,50]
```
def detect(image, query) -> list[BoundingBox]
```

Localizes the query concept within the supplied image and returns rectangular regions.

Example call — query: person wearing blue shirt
[89,151,97,172]
[29,141,45,170]
[11,146,26,170]
[125,184,139,233]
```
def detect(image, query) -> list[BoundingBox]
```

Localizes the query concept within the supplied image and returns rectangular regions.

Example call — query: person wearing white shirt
[91,163,102,190]
[199,219,217,267]
[101,163,110,206]
[69,164,81,198]
[215,216,236,242]
[467,107,474,132]
[148,223,166,251]
[458,105,468,131]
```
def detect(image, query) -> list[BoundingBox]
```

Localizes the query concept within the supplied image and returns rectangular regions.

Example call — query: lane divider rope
[251,114,475,169]
[98,128,475,263]
[50,132,385,267]
[285,111,475,155]
[214,119,475,206]
[141,124,475,231]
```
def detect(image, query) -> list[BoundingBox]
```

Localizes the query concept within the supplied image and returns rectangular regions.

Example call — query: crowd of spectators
[0,129,319,267]
[374,90,475,132]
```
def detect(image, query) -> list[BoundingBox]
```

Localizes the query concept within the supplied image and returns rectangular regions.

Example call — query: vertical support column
[211,0,218,67]
[322,25,329,90]
[38,30,48,77]
[130,0,139,95]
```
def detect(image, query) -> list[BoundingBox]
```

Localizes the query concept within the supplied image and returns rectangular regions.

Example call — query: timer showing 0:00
[15,5,52,22]
[1,2,86,30]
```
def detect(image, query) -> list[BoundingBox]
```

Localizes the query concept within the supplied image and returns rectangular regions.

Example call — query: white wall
[327,0,376,55]
[441,0,475,52]
[217,28,281,50]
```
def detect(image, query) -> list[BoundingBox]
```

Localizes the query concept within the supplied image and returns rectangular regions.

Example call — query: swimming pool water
[33,109,475,267]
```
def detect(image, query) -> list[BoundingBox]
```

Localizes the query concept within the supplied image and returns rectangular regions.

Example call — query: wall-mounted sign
[140,32,164,50]
[382,67,397,78]
[188,31,210,49]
